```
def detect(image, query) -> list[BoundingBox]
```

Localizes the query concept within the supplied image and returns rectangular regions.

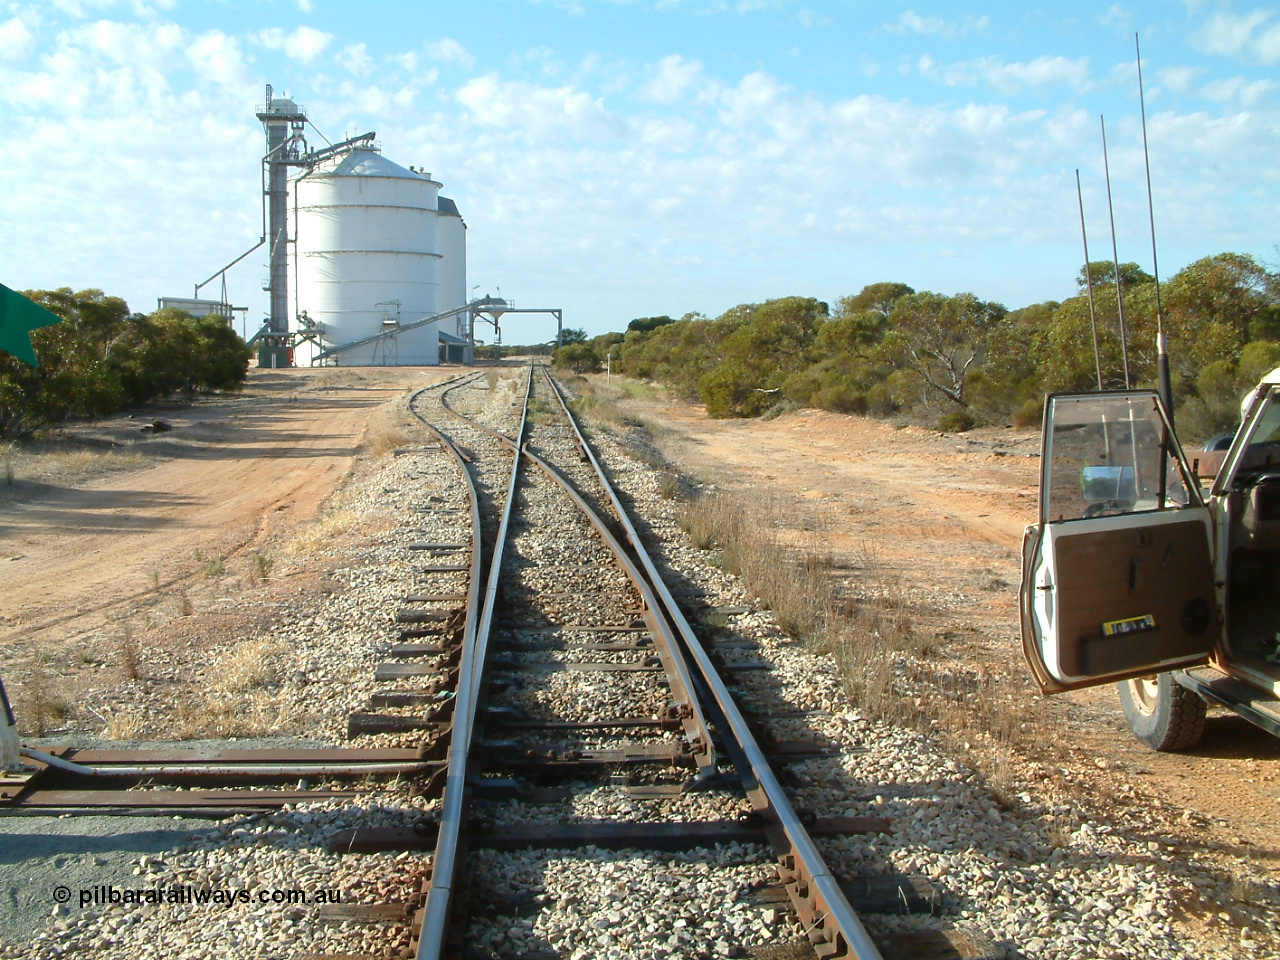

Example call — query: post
[0,674,22,772]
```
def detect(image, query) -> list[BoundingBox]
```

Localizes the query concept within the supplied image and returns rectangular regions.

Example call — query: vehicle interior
[1223,388,1280,676]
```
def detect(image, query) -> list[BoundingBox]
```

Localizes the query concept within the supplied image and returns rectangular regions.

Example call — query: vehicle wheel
[1117,674,1206,751]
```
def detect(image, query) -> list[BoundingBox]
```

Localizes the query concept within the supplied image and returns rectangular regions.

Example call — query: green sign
[0,283,61,366]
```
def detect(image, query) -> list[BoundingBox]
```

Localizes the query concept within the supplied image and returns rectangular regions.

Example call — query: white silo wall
[437,198,467,339]
[292,149,443,365]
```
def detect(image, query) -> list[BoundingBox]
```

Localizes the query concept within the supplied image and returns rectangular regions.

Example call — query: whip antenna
[1101,114,1132,388]
[1137,32,1174,424]
[1076,169,1105,390]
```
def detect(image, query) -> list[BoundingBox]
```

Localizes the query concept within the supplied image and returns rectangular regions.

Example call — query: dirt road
[0,367,451,670]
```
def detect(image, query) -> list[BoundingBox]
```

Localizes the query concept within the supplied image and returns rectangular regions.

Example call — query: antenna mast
[1100,115,1132,388]
[1137,33,1174,424]
[1076,169,1105,390]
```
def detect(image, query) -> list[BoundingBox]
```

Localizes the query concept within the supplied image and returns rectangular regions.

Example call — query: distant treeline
[554,252,1280,439]
[0,288,251,438]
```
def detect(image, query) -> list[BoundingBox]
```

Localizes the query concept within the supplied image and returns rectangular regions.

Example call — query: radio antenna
[1137,33,1174,423]
[1101,114,1132,388]
[1076,169,1105,390]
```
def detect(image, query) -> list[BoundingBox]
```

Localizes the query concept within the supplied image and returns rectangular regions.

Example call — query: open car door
[1020,391,1218,694]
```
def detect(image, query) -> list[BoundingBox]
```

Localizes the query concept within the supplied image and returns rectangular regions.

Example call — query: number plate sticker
[1102,614,1157,637]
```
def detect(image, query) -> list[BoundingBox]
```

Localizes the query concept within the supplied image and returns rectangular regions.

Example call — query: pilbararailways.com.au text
[54,885,343,909]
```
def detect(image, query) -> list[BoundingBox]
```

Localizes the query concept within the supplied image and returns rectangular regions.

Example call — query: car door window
[1044,394,1196,524]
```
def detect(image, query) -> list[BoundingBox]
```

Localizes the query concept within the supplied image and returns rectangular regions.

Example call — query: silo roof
[309,149,431,181]
[438,196,461,216]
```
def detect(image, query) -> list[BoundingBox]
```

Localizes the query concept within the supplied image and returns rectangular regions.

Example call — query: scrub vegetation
[556,252,1280,440]
[0,288,252,439]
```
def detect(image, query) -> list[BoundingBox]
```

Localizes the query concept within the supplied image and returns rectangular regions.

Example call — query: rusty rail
[541,367,884,960]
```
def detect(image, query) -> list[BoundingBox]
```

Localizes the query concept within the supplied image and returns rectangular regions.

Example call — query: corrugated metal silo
[437,195,467,334]
[292,149,442,365]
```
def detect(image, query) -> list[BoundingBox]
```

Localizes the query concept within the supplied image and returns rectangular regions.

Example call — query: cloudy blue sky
[2,1,1278,341]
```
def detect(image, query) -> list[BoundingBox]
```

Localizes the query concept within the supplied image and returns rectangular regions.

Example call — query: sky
[1,1,1278,342]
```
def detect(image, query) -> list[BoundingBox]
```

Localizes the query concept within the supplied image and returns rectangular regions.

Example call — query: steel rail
[18,748,434,778]
[518,446,715,780]
[437,369,718,781]
[414,364,534,960]
[541,368,884,960]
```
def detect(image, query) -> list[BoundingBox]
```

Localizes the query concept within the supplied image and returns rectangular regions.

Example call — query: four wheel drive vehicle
[1020,369,1280,750]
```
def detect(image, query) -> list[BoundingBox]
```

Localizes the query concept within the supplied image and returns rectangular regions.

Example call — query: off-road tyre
[1117,673,1207,751]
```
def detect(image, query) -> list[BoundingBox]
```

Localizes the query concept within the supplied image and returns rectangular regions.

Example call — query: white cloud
[339,42,373,77]
[426,37,474,68]
[74,18,183,64]
[796,9,830,28]
[1202,75,1278,107]
[1099,4,1132,30]
[884,10,989,39]
[254,25,332,64]
[454,74,619,139]
[0,16,35,59]
[1157,65,1202,95]
[641,54,704,104]
[333,80,424,118]
[935,54,1093,95]
[4,4,1279,330]
[718,71,785,116]
[186,30,251,87]
[1196,9,1280,63]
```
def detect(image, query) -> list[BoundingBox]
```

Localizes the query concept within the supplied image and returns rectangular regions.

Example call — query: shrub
[937,407,978,433]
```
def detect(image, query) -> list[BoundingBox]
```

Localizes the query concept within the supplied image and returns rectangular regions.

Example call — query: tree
[1164,253,1279,349]
[880,292,1005,408]
[627,316,674,334]
[836,282,915,319]
[0,290,250,438]
[1077,261,1153,291]
[558,327,589,345]
[698,297,828,417]
[552,342,601,373]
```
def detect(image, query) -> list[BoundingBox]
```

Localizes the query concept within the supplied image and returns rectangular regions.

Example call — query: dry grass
[249,551,274,583]
[118,623,142,680]
[169,694,292,739]
[102,708,147,741]
[311,370,369,392]
[211,637,288,694]
[138,637,297,739]
[285,506,364,557]
[18,666,74,737]
[367,427,408,458]
[45,448,143,475]
[360,393,423,459]
[679,488,1055,798]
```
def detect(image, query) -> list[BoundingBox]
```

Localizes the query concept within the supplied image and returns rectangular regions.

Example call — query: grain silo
[290,148,465,366]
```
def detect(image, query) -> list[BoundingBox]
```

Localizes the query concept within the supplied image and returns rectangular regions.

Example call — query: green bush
[0,289,251,439]
[552,342,602,373]
[937,408,978,433]
[603,253,1280,432]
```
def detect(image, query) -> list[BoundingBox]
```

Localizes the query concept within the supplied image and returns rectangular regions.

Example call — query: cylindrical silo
[292,149,442,365]
[437,195,467,320]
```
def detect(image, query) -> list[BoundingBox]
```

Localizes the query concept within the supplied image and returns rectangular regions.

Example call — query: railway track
[1,364,985,960]
[352,364,885,959]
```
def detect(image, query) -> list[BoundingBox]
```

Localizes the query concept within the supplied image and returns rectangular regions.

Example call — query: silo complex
[290,148,466,366]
